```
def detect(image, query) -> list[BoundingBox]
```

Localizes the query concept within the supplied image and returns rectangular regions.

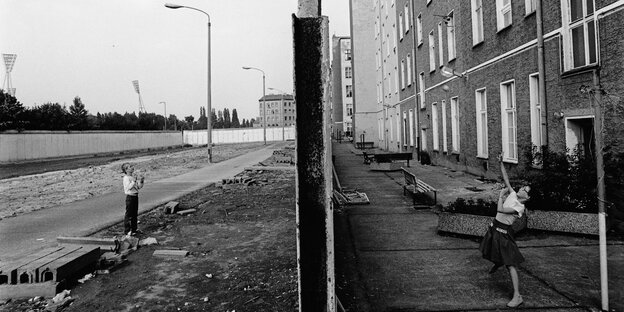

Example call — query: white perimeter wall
[183,126,295,145]
[0,131,183,163]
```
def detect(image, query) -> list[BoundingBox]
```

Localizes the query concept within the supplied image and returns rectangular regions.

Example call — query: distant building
[374,0,401,151]
[254,94,295,128]
[331,36,353,138]
[349,0,379,146]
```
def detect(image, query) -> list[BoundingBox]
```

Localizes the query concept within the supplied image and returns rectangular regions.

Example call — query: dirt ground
[0,142,298,312]
[0,143,267,219]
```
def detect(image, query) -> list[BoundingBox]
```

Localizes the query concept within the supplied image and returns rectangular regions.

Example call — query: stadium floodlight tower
[132,80,147,114]
[2,54,17,96]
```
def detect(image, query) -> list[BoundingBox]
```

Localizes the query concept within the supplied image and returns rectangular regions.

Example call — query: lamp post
[165,3,212,162]
[268,87,287,141]
[159,101,167,130]
[242,66,266,145]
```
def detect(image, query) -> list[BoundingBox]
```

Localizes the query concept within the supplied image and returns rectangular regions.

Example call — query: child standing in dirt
[121,163,144,236]
[479,153,531,308]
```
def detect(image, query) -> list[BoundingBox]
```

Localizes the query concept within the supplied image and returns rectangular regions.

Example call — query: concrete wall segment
[0,131,183,163]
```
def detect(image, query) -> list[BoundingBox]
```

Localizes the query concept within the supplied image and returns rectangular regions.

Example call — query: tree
[231,109,240,128]
[69,96,89,130]
[24,103,70,130]
[198,107,207,129]
[215,110,224,129]
[185,115,195,130]
[0,89,25,131]
[223,108,231,128]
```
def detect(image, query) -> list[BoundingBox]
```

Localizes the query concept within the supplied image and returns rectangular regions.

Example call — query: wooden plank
[153,250,189,257]
[57,236,117,246]
[0,282,60,300]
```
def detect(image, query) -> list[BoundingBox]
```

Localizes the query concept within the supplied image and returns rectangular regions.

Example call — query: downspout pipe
[536,0,548,147]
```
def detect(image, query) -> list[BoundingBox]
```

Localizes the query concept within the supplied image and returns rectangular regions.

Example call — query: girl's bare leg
[506,266,523,307]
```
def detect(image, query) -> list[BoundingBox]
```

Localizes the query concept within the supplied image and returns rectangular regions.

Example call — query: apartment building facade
[411,0,624,179]
[331,36,354,138]
[349,0,380,145]
[374,0,401,151]
[255,94,296,128]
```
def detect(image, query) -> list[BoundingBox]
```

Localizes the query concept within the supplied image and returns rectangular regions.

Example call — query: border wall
[183,126,295,145]
[0,131,183,163]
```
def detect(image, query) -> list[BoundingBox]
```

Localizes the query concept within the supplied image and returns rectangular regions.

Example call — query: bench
[402,168,437,205]
[355,141,375,149]
[361,151,376,164]
[374,152,413,167]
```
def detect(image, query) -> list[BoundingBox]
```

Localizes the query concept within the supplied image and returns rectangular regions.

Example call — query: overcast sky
[0,0,350,121]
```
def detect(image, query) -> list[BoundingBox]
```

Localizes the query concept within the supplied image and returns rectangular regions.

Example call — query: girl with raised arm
[479,153,531,308]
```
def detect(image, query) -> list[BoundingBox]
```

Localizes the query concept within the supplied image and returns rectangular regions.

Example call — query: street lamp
[159,101,167,130]
[242,66,266,145]
[268,87,287,141]
[165,3,212,162]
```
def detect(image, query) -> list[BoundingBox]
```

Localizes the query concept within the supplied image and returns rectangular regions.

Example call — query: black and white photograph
[1,0,623,311]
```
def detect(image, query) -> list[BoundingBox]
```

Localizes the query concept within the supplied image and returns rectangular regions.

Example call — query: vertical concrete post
[293,3,336,311]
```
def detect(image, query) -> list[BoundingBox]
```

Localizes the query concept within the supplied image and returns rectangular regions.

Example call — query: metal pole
[164,4,212,162]
[207,19,212,162]
[591,69,609,311]
[263,73,266,145]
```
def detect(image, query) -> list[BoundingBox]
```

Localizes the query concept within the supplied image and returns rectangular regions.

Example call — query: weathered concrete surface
[333,142,624,312]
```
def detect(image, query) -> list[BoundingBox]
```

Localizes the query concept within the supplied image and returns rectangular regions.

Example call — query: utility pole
[590,69,609,312]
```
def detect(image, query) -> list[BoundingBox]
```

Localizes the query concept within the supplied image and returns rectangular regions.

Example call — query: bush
[523,146,598,213]
[442,197,497,217]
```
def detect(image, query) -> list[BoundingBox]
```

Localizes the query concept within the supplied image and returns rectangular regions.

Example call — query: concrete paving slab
[521,245,624,311]
[357,249,576,311]
[350,211,479,251]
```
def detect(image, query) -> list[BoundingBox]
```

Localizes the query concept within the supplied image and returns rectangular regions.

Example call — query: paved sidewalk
[0,146,277,261]
[333,142,623,312]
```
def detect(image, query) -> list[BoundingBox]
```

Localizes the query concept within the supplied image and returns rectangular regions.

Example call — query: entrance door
[565,116,595,159]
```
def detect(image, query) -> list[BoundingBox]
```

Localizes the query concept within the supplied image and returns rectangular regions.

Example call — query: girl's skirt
[479,219,525,266]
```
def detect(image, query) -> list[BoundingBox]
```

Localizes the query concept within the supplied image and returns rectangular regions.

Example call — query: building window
[429,31,436,72]
[404,3,410,33]
[346,85,353,98]
[394,66,399,93]
[529,73,542,151]
[406,53,412,86]
[399,13,404,40]
[345,49,352,61]
[447,12,456,60]
[409,109,415,146]
[417,14,423,45]
[497,0,513,30]
[561,0,597,70]
[475,88,488,158]
[396,113,401,145]
[421,129,427,150]
[450,97,460,153]
[500,80,517,161]
[419,72,425,108]
[438,22,444,67]
[401,60,406,89]
[442,100,448,153]
[525,0,537,14]
[471,0,484,45]
[432,102,439,150]
[345,67,352,78]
